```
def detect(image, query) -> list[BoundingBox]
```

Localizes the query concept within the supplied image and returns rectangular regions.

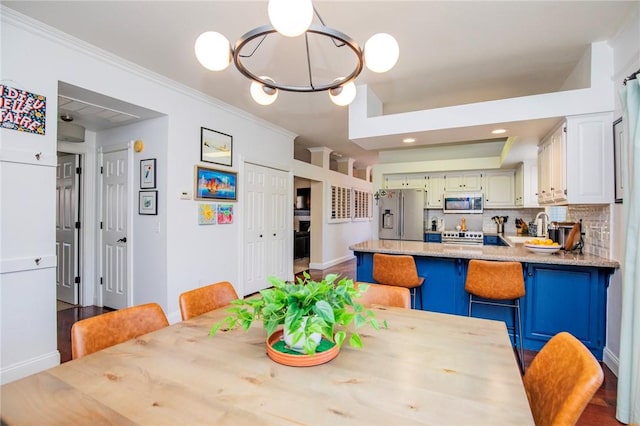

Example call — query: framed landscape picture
[195,165,237,201]
[201,127,232,167]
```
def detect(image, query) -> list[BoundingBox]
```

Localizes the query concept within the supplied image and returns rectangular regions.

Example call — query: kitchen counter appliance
[443,193,483,214]
[441,230,484,245]
[378,189,426,241]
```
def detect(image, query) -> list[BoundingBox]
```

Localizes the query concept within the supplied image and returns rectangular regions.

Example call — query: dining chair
[465,259,525,372]
[355,282,411,309]
[71,302,169,359]
[179,281,238,321]
[372,253,424,309]
[523,331,604,426]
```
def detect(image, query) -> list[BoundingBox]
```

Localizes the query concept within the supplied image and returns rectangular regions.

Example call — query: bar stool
[465,259,525,372]
[372,253,424,309]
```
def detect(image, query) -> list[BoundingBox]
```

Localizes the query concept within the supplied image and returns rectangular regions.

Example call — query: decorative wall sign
[195,165,237,201]
[198,203,217,225]
[0,85,46,135]
[139,191,158,215]
[217,204,234,224]
[140,158,156,189]
[201,127,232,166]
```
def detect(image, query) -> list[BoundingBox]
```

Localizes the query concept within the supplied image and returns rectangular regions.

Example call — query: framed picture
[201,127,232,167]
[195,165,237,201]
[198,203,217,225]
[140,159,156,189]
[613,117,624,203]
[139,190,158,215]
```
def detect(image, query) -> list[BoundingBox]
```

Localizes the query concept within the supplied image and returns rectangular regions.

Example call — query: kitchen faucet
[534,212,550,237]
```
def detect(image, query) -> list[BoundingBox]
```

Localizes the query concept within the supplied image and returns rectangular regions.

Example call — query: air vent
[58,121,85,142]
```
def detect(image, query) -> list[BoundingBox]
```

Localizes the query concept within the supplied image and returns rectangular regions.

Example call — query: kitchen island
[349,240,620,359]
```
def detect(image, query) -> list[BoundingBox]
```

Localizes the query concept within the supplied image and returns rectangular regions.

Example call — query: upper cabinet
[515,160,539,208]
[384,173,427,189]
[484,170,515,208]
[443,172,483,192]
[537,112,613,205]
[426,174,446,208]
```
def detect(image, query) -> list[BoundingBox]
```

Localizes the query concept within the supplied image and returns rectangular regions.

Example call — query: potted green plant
[210,273,384,355]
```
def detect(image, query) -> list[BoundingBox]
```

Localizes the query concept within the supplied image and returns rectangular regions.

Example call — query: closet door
[244,163,289,295]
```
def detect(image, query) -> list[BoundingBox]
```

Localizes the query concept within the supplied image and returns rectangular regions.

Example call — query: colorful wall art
[0,85,46,134]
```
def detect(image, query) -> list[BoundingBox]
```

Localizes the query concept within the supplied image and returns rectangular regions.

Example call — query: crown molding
[0,6,296,140]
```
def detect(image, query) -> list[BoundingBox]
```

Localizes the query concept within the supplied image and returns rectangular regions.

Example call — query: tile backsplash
[567,205,610,258]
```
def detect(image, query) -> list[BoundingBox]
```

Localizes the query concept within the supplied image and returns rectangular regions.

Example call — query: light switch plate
[179,191,191,200]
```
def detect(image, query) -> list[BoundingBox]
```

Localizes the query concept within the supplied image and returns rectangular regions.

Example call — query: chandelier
[194,0,399,106]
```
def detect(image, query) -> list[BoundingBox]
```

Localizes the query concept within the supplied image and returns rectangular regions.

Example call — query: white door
[266,169,288,278]
[56,153,79,304]
[244,163,289,295]
[101,149,129,309]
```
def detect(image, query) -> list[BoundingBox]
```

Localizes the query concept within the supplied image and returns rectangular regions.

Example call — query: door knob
[117,237,127,243]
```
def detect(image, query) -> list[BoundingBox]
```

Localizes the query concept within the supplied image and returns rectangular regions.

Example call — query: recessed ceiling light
[492,128,507,134]
[403,138,416,143]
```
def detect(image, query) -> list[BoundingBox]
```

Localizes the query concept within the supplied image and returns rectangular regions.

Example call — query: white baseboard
[603,346,619,377]
[309,254,355,271]
[0,350,60,385]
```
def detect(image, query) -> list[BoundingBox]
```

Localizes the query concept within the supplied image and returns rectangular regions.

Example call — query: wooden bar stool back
[465,259,525,371]
[355,282,411,309]
[372,253,424,308]
[179,281,238,321]
[71,302,169,359]
[523,331,603,426]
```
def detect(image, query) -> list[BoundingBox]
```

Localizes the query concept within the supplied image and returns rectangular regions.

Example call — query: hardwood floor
[57,258,621,424]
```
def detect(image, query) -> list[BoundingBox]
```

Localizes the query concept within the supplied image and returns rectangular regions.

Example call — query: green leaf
[209,323,221,336]
[354,313,367,328]
[349,333,363,348]
[334,330,346,348]
[314,300,335,323]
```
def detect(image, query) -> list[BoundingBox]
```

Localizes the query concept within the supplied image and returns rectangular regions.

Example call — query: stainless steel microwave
[442,193,484,214]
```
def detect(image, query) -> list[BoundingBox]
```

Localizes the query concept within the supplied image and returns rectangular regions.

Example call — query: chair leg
[468,294,473,317]
[516,299,525,373]
[409,288,416,309]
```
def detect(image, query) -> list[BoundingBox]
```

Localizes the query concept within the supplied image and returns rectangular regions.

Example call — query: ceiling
[4,1,635,169]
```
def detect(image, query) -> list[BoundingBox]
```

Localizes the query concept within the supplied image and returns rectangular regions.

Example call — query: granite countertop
[349,239,620,269]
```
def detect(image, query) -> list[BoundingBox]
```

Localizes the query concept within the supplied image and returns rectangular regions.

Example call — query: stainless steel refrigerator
[378,189,426,241]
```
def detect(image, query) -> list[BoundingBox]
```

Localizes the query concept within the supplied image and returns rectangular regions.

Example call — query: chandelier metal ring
[233,24,364,93]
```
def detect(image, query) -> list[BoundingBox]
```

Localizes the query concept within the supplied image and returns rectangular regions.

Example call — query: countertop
[349,239,620,269]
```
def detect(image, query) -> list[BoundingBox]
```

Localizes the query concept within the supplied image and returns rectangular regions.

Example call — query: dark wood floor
[58,258,621,425]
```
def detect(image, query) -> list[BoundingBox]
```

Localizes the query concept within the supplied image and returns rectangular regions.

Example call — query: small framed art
[139,190,158,215]
[195,165,237,201]
[201,127,232,167]
[140,158,156,189]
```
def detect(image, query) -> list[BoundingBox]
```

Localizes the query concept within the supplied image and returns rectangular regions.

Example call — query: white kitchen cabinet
[384,173,427,189]
[484,170,515,208]
[515,160,539,208]
[443,172,483,192]
[426,174,446,208]
[537,112,613,205]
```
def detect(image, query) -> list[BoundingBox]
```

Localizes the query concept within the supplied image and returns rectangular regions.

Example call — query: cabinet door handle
[259,234,263,238]
[117,237,127,243]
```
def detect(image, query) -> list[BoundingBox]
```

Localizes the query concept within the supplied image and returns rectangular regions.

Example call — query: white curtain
[617,77,640,425]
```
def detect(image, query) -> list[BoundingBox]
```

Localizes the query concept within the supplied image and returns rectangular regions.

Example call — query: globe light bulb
[268,0,313,37]
[250,77,279,105]
[329,81,356,106]
[364,33,399,73]
[194,31,231,71]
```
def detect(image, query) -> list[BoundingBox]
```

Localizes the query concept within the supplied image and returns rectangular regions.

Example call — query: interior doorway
[293,177,312,274]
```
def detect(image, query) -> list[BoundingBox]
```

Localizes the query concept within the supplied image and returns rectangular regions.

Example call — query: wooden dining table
[1,305,535,425]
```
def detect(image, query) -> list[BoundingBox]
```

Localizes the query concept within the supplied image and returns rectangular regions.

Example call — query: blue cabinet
[483,235,509,246]
[523,263,607,358]
[354,250,611,360]
[419,257,467,315]
[425,233,442,243]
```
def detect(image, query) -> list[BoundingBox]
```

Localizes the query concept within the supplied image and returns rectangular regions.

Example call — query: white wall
[0,8,295,383]
[604,3,640,376]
